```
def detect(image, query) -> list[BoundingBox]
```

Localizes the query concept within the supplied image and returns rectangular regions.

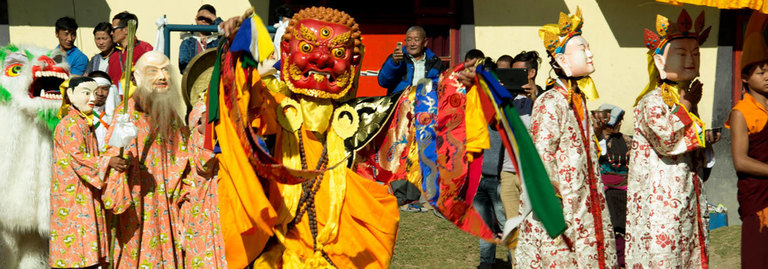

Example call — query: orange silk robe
[215,55,399,268]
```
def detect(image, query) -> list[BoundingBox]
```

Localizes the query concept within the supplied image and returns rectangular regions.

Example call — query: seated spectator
[86,22,115,74]
[108,11,153,84]
[179,4,223,73]
[378,26,446,95]
[54,17,88,76]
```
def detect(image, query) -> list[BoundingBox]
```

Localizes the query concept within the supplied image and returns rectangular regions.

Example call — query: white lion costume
[0,44,69,268]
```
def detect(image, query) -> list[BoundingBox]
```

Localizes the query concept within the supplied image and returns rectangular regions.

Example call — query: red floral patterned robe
[516,82,617,269]
[50,107,109,268]
[625,87,708,268]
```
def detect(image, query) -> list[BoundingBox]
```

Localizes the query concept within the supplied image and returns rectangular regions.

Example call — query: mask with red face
[280,8,361,100]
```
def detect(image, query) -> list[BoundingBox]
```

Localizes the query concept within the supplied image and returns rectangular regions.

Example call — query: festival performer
[50,77,125,268]
[516,7,618,268]
[99,51,214,268]
[212,7,401,268]
[212,5,565,267]
[176,99,227,268]
[0,45,70,268]
[625,10,713,268]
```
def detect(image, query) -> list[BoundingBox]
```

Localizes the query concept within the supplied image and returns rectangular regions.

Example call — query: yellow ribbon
[546,76,599,100]
[57,79,71,119]
[577,76,599,100]
[635,52,664,107]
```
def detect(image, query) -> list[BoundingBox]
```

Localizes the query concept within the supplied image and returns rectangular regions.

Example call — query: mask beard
[134,85,184,142]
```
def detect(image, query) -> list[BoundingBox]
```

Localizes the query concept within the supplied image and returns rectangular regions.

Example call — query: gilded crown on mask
[644,9,711,55]
[539,7,584,56]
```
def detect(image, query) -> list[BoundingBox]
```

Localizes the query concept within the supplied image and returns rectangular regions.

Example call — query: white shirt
[92,105,109,150]
[97,55,109,72]
[96,84,119,151]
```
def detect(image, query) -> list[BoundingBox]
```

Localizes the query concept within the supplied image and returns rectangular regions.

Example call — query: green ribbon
[208,40,227,123]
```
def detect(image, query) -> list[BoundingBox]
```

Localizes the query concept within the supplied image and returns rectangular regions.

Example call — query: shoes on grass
[400,203,429,213]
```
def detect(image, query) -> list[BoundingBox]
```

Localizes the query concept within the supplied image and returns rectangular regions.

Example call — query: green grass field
[391,211,742,269]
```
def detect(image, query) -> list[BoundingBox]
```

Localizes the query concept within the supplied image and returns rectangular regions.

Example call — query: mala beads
[290,131,336,267]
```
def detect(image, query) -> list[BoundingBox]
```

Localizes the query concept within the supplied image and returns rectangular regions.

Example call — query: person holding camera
[495,51,541,267]
[377,26,446,95]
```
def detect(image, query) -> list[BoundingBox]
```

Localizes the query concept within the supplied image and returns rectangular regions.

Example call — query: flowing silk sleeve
[636,92,703,156]
[98,105,134,215]
[54,117,104,189]
[214,53,279,269]
[464,85,490,154]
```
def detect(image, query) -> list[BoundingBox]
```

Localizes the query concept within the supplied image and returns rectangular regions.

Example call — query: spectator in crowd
[463,49,507,268]
[179,4,223,73]
[498,50,541,268]
[593,104,631,268]
[475,121,510,269]
[87,71,118,150]
[378,26,446,95]
[54,17,88,76]
[511,51,543,102]
[496,54,513,69]
[272,5,294,61]
[465,49,485,65]
[86,22,115,74]
[108,11,154,84]
[726,32,768,269]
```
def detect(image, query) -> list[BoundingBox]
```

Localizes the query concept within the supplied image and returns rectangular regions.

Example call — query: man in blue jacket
[378,26,446,95]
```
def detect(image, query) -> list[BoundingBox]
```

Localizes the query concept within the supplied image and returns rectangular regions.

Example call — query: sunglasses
[196,16,213,24]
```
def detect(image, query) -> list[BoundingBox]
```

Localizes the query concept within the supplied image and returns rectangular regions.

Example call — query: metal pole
[162,23,275,59]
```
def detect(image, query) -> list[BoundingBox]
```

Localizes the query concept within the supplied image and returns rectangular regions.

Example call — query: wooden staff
[109,18,137,269]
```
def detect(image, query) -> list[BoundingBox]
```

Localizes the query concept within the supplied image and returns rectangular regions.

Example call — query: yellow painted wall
[474,0,721,134]
[7,0,269,86]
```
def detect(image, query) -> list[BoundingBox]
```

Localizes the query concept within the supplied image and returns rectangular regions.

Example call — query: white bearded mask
[134,51,171,93]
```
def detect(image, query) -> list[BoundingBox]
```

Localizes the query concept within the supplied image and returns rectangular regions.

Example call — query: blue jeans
[474,176,507,263]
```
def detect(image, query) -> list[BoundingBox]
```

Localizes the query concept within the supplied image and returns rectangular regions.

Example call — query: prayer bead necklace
[290,130,336,267]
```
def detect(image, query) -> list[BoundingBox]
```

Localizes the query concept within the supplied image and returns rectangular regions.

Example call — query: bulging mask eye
[332,48,346,58]
[300,42,314,53]
[5,63,22,77]
[320,27,332,39]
